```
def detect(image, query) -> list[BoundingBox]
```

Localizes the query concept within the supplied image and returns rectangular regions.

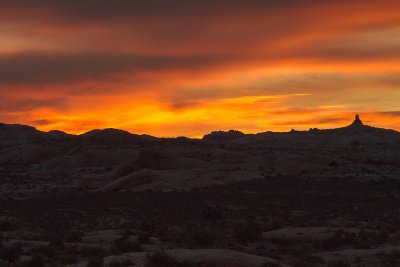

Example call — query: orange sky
[1,0,400,137]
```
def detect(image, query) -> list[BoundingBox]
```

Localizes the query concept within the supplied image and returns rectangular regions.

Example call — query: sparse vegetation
[86,256,105,267]
[0,243,22,263]
[328,260,351,267]
[110,235,143,254]
[185,228,217,247]
[1,116,400,266]
[261,261,284,267]
[108,259,134,267]
[145,250,198,267]
[233,221,261,243]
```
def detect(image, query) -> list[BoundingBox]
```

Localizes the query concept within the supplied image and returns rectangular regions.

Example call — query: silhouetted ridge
[0,114,399,147]
[81,128,156,144]
[0,123,45,144]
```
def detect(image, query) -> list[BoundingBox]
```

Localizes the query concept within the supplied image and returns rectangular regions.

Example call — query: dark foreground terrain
[1,115,400,266]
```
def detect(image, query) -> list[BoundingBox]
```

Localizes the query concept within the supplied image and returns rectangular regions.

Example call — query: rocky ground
[1,116,400,266]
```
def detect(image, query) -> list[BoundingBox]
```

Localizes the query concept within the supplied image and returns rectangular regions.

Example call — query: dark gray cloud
[273,116,348,126]
[295,45,400,61]
[0,0,336,22]
[1,0,398,90]
[377,111,400,117]
[0,51,245,86]
[30,119,52,126]
[0,98,68,111]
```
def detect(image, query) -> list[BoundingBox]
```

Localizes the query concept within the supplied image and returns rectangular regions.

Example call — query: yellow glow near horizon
[1,1,400,136]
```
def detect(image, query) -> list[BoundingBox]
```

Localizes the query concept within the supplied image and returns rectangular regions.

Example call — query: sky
[1,0,400,137]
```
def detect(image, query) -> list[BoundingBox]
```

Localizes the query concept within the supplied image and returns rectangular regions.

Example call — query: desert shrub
[264,217,284,231]
[73,245,107,258]
[185,228,216,247]
[145,251,176,267]
[138,232,151,244]
[268,236,289,246]
[110,236,143,254]
[233,221,261,243]
[86,256,105,267]
[391,249,400,259]
[159,229,184,244]
[59,253,79,264]
[377,228,389,242]
[351,140,360,148]
[49,235,65,249]
[65,230,83,242]
[328,260,351,267]
[0,243,22,262]
[121,229,133,239]
[145,250,198,267]
[375,249,400,265]
[358,228,377,241]
[201,206,223,221]
[139,220,154,232]
[27,244,77,265]
[353,228,379,249]
[26,253,47,266]
[261,261,283,267]
[321,230,357,250]
[30,245,59,259]
[293,254,324,267]
[329,160,339,168]
[0,222,11,232]
[108,259,134,267]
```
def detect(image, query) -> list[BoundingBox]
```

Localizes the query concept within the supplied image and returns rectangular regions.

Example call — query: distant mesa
[203,130,246,142]
[82,128,132,138]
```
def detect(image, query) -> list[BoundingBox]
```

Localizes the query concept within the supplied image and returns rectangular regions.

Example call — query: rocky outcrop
[349,114,364,127]
[203,130,246,143]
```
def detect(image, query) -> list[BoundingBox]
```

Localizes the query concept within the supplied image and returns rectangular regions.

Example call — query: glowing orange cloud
[1,1,400,136]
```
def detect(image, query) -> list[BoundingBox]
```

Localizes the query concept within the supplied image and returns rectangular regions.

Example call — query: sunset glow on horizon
[1,1,400,137]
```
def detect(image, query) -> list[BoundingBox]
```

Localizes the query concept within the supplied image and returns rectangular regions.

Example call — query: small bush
[60,253,79,264]
[110,236,143,254]
[145,250,198,267]
[185,228,216,247]
[328,260,351,267]
[27,253,47,266]
[86,256,105,267]
[65,231,83,242]
[0,222,11,232]
[261,261,283,267]
[30,245,59,259]
[265,218,284,231]
[0,243,22,262]
[201,206,223,221]
[72,245,107,258]
[233,221,261,243]
[122,229,133,239]
[108,259,134,267]
[145,251,176,267]
[321,230,357,250]
[138,232,151,244]
[49,235,65,249]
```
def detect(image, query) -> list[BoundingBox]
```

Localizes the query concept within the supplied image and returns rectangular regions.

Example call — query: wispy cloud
[0,1,400,136]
